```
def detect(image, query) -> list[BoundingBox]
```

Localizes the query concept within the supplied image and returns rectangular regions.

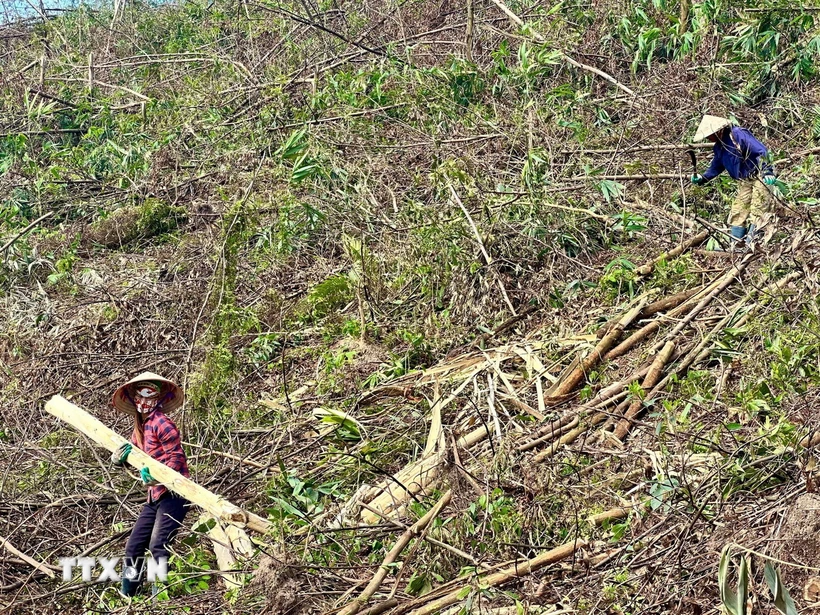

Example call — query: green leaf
[406,572,433,596]
[457,586,472,599]
[718,547,750,615]
[764,562,798,615]
[277,129,308,160]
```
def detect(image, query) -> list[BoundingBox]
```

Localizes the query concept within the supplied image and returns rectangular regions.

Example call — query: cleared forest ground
[2,0,820,613]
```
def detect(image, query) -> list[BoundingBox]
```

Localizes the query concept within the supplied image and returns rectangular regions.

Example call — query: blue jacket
[702,126,773,182]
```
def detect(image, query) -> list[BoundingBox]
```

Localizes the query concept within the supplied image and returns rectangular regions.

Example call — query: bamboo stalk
[635,230,709,277]
[338,491,452,615]
[546,300,647,404]
[517,416,579,452]
[532,353,679,463]
[653,254,753,349]
[673,271,801,377]
[606,272,729,360]
[44,395,272,534]
[612,342,675,440]
[406,538,588,615]
[587,501,649,526]
[596,286,701,339]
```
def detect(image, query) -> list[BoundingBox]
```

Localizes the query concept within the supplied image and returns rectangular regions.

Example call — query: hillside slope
[2,0,820,613]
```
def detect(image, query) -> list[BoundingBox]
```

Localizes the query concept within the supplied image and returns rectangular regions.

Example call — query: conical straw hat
[693,115,732,142]
[111,372,184,416]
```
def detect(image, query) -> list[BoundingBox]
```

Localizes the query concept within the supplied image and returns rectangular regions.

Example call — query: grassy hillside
[2,0,820,613]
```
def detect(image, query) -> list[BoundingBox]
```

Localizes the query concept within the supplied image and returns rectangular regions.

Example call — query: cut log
[44,395,272,534]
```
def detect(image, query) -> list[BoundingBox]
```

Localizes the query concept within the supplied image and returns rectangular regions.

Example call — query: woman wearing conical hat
[109,372,189,598]
[691,115,777,244]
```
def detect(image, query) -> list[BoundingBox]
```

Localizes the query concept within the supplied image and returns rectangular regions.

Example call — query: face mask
[135,396,159,414]
[133,383,160,414]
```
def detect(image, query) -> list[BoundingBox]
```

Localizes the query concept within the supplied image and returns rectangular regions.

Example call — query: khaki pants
[729,178,773,229]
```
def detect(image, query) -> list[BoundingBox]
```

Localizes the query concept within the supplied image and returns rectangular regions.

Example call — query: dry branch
[485,0,636,98]
[0,534,56,579]
[0,211,54,255]
[449,184,516,315]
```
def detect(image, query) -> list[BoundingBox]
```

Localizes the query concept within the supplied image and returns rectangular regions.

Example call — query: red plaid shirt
[131,410,189,502]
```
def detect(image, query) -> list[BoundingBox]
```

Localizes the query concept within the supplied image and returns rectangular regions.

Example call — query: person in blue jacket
[690,115,776,243]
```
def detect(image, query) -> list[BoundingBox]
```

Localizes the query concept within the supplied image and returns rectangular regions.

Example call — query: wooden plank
[198,515,242,590]
[44,395,272,534]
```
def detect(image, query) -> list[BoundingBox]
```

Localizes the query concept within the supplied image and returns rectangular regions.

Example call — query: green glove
[763,174,777,186]
[110,442,132,467]
[140,467,158,486]
[691,174,705,185]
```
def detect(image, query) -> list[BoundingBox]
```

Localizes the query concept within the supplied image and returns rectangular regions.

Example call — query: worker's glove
[140,467,159,486]
[110,443,132,467]
[691,174,705,185]
[763,174,777,186]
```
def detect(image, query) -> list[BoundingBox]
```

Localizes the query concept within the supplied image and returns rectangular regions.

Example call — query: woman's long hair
[132,412,146,449]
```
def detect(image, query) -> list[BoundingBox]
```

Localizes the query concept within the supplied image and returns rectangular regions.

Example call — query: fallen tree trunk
[44,395,272,534]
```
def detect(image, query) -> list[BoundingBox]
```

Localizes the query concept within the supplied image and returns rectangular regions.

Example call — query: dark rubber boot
[730,225,747,240]
[120,575,140,598]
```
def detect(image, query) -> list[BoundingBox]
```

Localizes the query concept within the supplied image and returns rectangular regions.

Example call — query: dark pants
[122,494,188,595]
